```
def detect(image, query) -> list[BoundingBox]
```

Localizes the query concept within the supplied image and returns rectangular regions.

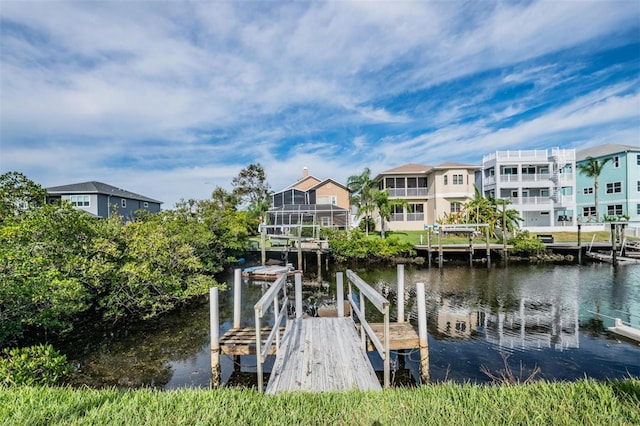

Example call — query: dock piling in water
[209,287,220,388]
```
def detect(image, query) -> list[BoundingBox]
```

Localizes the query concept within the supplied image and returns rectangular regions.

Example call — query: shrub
[508,231,546,255]
[0,344,71,386]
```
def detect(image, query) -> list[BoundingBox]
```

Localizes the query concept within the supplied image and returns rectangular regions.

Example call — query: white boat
[242,263,300,280]
[608,318,640,343]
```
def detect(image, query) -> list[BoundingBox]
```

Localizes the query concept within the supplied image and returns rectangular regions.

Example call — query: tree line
[0,168,270,348]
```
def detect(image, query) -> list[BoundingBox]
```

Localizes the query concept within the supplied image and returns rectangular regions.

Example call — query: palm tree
[577,156,611,222]
[373,189,410,239]
[347,167,377,234]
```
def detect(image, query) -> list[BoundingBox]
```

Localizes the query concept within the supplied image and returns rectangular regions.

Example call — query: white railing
[522,173,550,182]
[388,188,428,197]
[254,273,291,391]
[407,212,425,221]
[499,174,520,183]
[484,175,496,185]
[346,269,390,388]
[519,196,552,205]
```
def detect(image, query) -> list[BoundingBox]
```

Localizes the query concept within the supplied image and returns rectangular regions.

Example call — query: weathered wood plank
[360,323,420,351]
[266,317,381,394]
[219,327,285,355]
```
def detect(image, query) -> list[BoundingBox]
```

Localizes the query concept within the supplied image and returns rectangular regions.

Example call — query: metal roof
[46,181,162,204]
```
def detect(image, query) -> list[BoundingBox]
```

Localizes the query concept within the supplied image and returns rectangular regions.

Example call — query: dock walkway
[266,317,381,393]
[210,266,428,393]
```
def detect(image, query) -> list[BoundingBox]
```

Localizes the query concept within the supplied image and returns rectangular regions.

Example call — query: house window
[121,199,127,208]
[613,156,619,168]
[453,174,464,185]
[637,204,640,215]
[607,204,623,216]
[606,182,622,194]
[144,202,149,208]
[450,202,462,213]
[582,206,596,218]
[408,203,424,221]
[390,205,404,221]
[503,167,518,175]
[70,195,90,207]
[637,181,640,192]
[583,187,593,195]
[321,217,330,227]
[444,175,448,185]
[511,190,518,198]
[637,154,640,166]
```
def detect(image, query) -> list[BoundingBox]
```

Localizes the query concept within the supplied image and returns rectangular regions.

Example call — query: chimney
[303,167,308,178]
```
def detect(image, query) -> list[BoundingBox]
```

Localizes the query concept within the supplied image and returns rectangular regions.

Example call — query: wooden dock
[210,265,429,392]
[266,317,381,393]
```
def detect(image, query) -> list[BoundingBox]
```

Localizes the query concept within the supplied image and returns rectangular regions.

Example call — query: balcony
[515,196,552,206]
[388,188,428,198]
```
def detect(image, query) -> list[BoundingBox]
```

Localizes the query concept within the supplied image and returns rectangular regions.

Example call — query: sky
[1,1,639,208]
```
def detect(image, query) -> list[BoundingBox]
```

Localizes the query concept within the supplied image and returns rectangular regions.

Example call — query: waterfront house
[374,162,480,231]
[576,144,640,223]
[46,181,162,220]
[481,148,576,227]
[267,167,350,231]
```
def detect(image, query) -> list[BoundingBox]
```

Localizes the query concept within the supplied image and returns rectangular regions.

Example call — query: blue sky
[1,1,639,208]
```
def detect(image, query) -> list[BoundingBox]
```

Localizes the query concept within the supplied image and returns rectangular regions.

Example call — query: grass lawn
[2,380,638,425]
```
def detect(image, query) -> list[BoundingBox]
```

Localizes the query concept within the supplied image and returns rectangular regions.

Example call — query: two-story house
[576,144,640,223]
[268,167,350,230]
[481,148,576,227]
[46,181,162,220]
[374,162,480,231]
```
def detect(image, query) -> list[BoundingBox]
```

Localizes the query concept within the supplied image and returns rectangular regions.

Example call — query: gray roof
[46,181,162,204]
[576,144,639,161]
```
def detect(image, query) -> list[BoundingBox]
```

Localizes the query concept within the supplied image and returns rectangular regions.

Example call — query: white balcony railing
[407,213,425,221]
[388,188,428,198]
[517,196,552,205]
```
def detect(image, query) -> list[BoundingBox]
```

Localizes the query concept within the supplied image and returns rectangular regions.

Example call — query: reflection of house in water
[435,299,480,338]
[482,298,579,351]
[432,297,579,351]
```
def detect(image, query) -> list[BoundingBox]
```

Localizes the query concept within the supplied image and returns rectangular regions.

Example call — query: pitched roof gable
[434,162,481,169]
[576,144,639,161]
[46,181,162,204]
[378,163,433,175]
[308,178,349,192]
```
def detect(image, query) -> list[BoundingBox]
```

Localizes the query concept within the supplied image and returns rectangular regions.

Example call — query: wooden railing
[254,273,290,391]
[345,269,391,387]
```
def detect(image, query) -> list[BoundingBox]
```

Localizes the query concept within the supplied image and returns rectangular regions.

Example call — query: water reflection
[61,263,640,389]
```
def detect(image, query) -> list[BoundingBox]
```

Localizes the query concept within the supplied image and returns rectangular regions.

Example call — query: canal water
[61,262,640,389]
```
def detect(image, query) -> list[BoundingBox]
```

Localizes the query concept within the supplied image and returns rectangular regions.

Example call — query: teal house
[576,144,640,223]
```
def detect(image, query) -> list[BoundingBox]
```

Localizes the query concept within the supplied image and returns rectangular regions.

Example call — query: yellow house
[374,162,480,231]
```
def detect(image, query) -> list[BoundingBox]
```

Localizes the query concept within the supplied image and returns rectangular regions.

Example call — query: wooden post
[260,224,266,266]
[438,228,443,269]
[415,281,429,384]
[336,272,344,317]
[485,227,491,269]
[317,249,322,283]
[469,233,473,267]
[360,291,366,348]
[210,287,220,388]
[234,268,241,329]
[397,264,405,323]
[427,228,432,268]
[255,310,263,392]
[297,226,303,272]
[502,203,508,262]
[577,223,582,264]
[295,273,303,319]
[611,223,618,266]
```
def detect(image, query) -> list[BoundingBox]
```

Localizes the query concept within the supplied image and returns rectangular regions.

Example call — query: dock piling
[337,272,344,317]
[397,264,405,323]
[415,281,429,384]
[210,287,220,388]
[234,268,241,328]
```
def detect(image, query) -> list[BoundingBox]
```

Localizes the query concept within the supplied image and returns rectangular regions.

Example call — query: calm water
[61,263,640,389]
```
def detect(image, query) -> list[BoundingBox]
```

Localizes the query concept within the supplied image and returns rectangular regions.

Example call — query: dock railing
[254,273,289,391]
[346,269,391,387]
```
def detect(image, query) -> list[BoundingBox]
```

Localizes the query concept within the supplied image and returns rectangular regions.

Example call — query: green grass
[1,380,639,425]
